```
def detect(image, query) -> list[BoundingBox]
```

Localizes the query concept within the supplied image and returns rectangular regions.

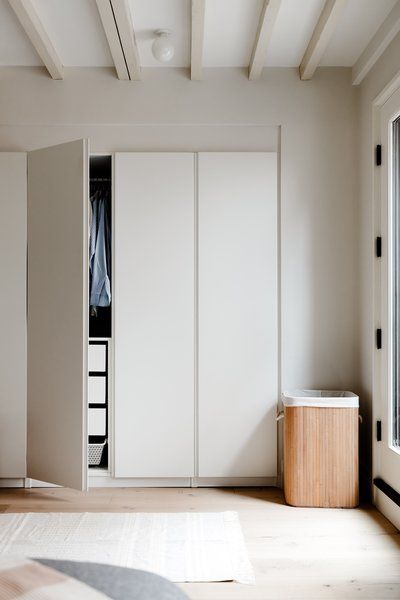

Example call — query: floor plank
[0,487,399,599]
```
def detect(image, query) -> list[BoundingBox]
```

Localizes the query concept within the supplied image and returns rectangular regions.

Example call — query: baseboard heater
[373,477,400,507]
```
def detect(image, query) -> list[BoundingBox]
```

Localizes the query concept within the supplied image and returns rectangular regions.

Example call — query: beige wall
[357,32,400,491]
[0,66,358,478]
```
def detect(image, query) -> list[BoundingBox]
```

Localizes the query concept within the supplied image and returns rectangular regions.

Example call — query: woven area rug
[0,511,254,584]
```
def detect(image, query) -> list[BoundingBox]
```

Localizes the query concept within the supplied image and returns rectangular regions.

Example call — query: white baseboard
[374,488,400,530]
[0,478,25,488]
[89,477,192,488]
[0,478,59,489]
[89,476,277,488]
[1,476,278,490]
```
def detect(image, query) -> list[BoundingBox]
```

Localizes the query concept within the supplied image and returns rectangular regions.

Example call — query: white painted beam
[8,0,63,79]
[299,0,347,81]
[95,0,140,81]
[111,0,140,80]
[191,0,206,81]
[249,0,282,81]
[96,0,129,80]
[352,1,400,86]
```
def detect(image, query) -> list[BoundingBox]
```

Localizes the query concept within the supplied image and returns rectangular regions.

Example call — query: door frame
[373,73,400,528]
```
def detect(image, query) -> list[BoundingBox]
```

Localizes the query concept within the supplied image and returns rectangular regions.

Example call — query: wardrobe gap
[88,155,112,474]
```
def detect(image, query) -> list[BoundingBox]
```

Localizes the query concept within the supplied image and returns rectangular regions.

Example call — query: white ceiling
[0,0,397,69]
[321,0,397,66]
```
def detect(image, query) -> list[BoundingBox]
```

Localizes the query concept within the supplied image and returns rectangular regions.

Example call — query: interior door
[27,139,89,490]
[114,153,195,478]
[198,152,278,478]
[376,89,400,510]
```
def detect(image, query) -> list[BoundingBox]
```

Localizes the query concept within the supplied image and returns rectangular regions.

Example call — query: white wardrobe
[0,140,278,490]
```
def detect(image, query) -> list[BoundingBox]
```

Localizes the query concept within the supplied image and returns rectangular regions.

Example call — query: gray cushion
[34,559,188,600]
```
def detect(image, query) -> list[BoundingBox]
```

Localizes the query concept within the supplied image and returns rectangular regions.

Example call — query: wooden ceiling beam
[8,0,63,79]
[352,1,400,86]
[111,0,140,80]
[191,0,206,80]
[249,0,282,81]
[299,0,347,81]
[96,0,140,81]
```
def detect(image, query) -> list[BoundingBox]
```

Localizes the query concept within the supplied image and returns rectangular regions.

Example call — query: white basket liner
[282,389,359,408]
[88,441,106,466]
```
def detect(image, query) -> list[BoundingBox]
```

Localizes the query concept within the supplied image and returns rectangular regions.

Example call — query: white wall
[0,66,358,477]
[357,33,400,491]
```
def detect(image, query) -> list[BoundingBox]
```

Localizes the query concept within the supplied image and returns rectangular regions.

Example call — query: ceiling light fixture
[152,29,174,63]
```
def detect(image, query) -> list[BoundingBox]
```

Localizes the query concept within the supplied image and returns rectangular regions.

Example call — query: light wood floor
[0,487,399,599]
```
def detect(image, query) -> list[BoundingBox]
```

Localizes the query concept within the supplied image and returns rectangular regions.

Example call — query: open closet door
[27,140,89,490]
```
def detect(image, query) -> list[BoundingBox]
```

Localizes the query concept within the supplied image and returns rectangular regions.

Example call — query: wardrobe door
[115,153,194,478]
[27,140,89,490]
[198,153,278,478]
[0,154,27,478]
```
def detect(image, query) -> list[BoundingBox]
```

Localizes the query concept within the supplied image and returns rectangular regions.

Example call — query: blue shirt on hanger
[89,191,111,308]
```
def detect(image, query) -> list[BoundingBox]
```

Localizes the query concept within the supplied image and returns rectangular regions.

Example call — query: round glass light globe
[152,32,174,63]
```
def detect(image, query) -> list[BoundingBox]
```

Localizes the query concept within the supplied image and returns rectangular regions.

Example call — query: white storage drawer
[88,376,106,405]
[88,408,106,436]
[89,344,106,372]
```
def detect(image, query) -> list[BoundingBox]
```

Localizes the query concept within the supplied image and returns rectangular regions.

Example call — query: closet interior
[88,155,112,471]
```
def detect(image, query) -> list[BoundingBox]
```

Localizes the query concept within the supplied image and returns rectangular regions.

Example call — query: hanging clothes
[89,185,111,309]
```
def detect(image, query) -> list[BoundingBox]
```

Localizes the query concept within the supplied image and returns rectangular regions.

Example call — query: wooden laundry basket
[283,390,359,508]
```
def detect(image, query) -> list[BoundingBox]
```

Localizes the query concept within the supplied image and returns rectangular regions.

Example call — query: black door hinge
[376,420,382,442]
[376,236,382,257]
[376,144,382,166]
[376,328,382,349]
